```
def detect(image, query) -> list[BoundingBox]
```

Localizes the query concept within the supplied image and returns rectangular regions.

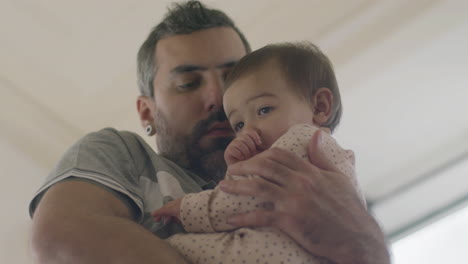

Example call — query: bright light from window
[391,204,468,264]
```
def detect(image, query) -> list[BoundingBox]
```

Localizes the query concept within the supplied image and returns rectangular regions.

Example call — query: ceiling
[1,0,467,263]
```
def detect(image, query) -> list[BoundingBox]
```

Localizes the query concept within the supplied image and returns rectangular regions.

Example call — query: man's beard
[155,109,233,183]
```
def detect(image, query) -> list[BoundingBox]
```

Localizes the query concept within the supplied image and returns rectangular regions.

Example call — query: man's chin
[193,136,232,182]
[199,135,234,150]
[201,149,227,182]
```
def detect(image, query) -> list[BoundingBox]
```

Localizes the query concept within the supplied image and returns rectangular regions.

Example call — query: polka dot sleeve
[180,190,215,232]
[180,177,268,233]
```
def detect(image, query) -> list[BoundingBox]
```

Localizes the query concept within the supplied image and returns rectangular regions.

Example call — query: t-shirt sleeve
[29,128,146,220]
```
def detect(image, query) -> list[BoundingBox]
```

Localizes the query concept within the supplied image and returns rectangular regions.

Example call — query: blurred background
[1,0,467,263]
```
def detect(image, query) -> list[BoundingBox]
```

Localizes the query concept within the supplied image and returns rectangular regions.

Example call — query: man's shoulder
[81,127,143,144]
[38,127,161,182]
[78,127,151,154]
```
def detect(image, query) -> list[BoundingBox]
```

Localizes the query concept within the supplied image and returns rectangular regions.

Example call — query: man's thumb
[308,130,336,172]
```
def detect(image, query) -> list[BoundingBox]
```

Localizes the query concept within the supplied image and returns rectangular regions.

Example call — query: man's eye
[257,106,273,116]
[178,80,200,91]
[234,122,244,132]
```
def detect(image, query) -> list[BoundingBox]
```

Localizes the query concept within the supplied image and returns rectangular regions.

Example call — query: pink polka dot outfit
[167,124,366,264]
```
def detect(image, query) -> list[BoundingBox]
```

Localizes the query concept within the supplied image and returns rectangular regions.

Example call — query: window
[391,204,468,264]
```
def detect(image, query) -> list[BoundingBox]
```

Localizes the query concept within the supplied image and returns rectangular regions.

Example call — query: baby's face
[223,62,315,150]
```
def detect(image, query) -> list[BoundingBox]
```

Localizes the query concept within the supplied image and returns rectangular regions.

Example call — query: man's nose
[204,75,224,112]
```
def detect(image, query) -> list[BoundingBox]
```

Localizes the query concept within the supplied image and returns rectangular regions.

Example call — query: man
[30,2,390,264]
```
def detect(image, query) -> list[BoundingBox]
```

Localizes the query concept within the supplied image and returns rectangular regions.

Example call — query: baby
[152,42,366,264]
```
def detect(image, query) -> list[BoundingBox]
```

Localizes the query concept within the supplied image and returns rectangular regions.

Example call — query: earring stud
[145,125,154,136]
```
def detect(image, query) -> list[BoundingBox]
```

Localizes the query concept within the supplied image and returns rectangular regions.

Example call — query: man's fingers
[227,157,290,187]
[227,147,318,187]
[219,177,284,200]
[308,130,333,171]
[309,130,352,174]
[227,210,277,228]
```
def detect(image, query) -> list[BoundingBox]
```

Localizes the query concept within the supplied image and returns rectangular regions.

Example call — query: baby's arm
[177,179,268,232]
[152,182,267,233]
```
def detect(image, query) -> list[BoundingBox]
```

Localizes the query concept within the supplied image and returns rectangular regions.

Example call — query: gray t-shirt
[29,128,214,238]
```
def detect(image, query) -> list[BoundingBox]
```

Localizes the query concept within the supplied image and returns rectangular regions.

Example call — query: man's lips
[205,122,234,137]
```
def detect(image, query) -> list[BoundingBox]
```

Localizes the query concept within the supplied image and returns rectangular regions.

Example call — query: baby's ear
[312,87,333,125]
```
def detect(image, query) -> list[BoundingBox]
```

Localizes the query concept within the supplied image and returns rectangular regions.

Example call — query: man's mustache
[192,110,230,141]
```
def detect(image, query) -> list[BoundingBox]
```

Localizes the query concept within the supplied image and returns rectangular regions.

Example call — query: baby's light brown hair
[225,42,342,132]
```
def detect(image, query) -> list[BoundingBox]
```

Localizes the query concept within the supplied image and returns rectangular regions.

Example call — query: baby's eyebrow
[246,92,275,104]
[227,109,237,120]
[227,93,276,120]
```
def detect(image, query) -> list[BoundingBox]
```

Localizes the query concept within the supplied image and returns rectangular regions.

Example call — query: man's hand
[224,129,262,165]
[151,198,182,224]
[219,130,390,264]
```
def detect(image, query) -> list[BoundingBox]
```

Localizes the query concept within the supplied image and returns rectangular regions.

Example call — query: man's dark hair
[137,1,251,97]
[225,42,342,132]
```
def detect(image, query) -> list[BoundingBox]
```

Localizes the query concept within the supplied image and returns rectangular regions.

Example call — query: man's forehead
[155,27,246,72]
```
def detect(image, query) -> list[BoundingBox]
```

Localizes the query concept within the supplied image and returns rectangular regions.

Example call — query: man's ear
[137,96,156,130]
[312,87,333,126]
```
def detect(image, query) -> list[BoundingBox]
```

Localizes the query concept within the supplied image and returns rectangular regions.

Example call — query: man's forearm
[334,216,391,264]
[32,213,188,264]
[31,181,188,264]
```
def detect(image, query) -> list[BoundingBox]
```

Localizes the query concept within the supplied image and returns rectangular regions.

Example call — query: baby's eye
[257,106,273,116]
[234,122,244,132]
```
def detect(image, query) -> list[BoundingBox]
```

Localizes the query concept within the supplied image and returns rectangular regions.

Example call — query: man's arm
[31,180,188,264]
[219,132,390,264]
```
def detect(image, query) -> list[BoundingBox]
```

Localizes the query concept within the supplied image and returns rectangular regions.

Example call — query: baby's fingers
[238,133,261,156]
[151,206,176,219]
[244,130,262,146]
[227,147,244,161]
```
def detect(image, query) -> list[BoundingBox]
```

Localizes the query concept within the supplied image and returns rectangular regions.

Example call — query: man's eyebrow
[170,64,207,75]
[216,60,238,69]
[170,60,238,76]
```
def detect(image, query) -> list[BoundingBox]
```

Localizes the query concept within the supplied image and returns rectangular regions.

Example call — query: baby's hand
[151,198,182,224]
[224,129,262,165]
